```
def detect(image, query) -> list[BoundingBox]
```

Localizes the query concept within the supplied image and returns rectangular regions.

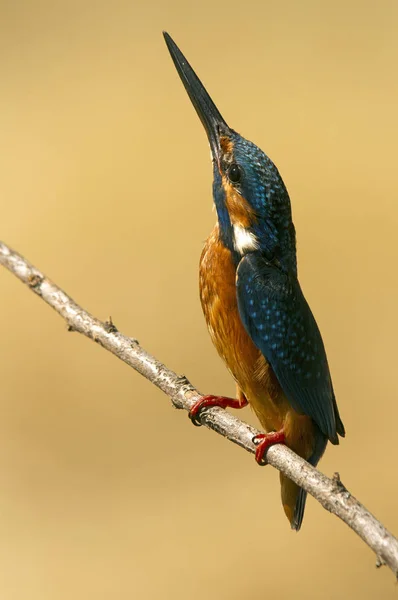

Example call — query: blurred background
[1,0,398,598]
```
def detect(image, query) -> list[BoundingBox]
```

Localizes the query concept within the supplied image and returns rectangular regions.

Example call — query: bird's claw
[252,430,286,465]
[188,395,248,426]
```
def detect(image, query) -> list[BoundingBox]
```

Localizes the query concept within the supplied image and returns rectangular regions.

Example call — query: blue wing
[236,253,345,444]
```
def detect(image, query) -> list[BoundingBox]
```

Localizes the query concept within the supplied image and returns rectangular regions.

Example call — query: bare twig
[1,240,397,578]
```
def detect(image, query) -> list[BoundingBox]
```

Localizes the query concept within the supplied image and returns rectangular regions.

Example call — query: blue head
[164,33,297,274]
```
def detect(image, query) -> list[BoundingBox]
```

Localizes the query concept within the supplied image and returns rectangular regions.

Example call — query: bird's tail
[280,428,328,531]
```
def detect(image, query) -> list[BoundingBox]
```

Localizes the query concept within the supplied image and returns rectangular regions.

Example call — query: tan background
[1,0,398,598]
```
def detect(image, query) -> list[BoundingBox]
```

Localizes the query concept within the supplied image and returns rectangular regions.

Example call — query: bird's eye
[228,163,242,184]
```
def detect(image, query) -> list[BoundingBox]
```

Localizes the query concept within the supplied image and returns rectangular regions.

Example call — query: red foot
[252,430,286,465]
[189,395,248,426]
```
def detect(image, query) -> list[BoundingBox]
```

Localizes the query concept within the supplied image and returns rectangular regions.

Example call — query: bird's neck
[213,175,297,274]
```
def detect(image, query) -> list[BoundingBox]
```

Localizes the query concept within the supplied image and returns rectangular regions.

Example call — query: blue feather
[236,252,345,442]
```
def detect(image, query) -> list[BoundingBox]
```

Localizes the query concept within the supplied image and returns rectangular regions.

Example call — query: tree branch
[1,240,397,578]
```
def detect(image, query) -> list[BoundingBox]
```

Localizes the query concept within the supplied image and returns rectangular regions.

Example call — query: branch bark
[1,240,397,577]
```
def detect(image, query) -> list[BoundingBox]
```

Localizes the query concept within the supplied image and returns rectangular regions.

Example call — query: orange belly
[199,225,315,459]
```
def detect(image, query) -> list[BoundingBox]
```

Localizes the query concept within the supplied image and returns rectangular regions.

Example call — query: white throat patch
[233,224,259,255]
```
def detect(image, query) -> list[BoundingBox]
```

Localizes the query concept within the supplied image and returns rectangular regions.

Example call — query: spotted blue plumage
[236,252,345,443]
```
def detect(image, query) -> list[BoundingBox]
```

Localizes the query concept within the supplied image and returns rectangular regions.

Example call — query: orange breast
[199,224,288,433]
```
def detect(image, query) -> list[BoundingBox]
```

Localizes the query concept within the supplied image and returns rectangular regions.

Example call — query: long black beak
[163,32,230,162]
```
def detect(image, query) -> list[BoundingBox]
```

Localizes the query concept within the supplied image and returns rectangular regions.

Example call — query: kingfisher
[163,32,345,530]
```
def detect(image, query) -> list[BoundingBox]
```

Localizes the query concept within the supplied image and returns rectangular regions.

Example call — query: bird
[163,32,345,530]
